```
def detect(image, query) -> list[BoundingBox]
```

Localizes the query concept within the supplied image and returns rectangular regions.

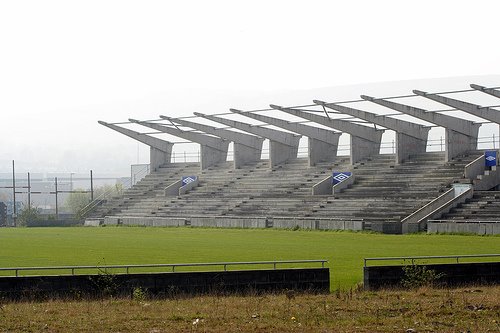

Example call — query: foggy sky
[1,1,499,176]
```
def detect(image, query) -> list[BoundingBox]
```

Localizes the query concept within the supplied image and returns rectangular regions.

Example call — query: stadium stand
[90,83,500,234]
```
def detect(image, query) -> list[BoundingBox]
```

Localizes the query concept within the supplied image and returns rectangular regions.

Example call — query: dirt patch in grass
[1,286,499,332]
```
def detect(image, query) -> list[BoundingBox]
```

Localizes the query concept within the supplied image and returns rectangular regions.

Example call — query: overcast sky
[1,0,500,175]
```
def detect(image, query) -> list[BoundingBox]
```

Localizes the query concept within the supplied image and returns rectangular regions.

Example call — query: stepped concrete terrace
[311,151,482,233]
[439,191,500,221]
[113,158,352,219]
[90,151,482,233]
[87,163,200,218]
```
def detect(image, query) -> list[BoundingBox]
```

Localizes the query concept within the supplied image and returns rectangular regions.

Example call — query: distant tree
[64,189,91,219]
[64,183,124,220]
[0,192,8,202]
[93,183,124,199]
[17,206,41,227]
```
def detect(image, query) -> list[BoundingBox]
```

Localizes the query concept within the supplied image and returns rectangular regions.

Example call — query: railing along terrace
[429,219,500,224]
[0,259,328,277]
[363,254,500,267]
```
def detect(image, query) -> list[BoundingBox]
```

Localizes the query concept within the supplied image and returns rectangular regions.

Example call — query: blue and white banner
[182,176,197,186]
[485,151,497,167]
[332,172,352,185]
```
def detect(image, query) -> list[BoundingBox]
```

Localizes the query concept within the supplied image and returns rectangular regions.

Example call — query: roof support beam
[314,100,429,164]
[98,121,173,172]
[129,119,229,170]
[195,112,301,167]
[361,95,480,162]
[414,89,500,124]
[470,84,500,99]
[160,115,264,169]
[273,106,383,165]
[230,108,341,166]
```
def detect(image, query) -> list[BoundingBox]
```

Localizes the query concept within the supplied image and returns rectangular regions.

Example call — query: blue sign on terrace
[181,176,197,186]
[485,151,497,167]
[332,172,352,185]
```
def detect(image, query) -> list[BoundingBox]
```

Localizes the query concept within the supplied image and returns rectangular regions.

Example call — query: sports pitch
[0,227,499,288]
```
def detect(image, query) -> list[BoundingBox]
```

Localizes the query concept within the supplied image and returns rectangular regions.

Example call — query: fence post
[27,172,31,209]
[90,170,94,201]
[12,160,16,227]
[55,177,58,220]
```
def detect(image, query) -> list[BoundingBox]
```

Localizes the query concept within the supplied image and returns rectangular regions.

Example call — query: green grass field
[1,227,499,288]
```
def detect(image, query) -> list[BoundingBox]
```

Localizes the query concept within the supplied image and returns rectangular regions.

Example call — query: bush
[16,206,41,227]
[401,264,445,289]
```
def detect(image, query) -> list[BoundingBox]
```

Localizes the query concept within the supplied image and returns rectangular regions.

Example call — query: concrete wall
[164,179,183,196]
[396,133,427,164]
[26,219,82,227]
[200,145,228,170]
[269,141,298,167]
[150,147,171,172]
[350,136,380,164]
[364,262,500,290]
[370,222,402,234]
[189,216,268,228]
[102,216,364,231]
[270,217,364,231]
[428,221,500,235]
[308,138,338,166]
[104,216,186,227]
[312,175,333,195]
[445,130,477,162]
[0,268,330,300]
[233,143,262,169]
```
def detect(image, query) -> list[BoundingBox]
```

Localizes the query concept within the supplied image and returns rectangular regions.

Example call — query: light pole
[70,172,75,191]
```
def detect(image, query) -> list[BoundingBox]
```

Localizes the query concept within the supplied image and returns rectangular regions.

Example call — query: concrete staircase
[438,191,500,221]
[87,163,200,218]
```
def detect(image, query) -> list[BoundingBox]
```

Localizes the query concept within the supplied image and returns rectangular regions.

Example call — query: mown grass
[0,227,499,288]
[1,286,499,332]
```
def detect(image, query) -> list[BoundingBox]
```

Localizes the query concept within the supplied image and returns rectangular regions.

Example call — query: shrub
[401,264,445,289]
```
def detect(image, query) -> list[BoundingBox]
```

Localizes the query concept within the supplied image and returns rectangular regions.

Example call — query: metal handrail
[364,254,500,267]
[0,259,328,277]
[429,219,500,224]
[78,179,132,218]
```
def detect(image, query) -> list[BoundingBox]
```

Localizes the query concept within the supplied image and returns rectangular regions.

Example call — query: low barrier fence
[0,259,327,277]
[364,254,500,267]
[363,254,500,290]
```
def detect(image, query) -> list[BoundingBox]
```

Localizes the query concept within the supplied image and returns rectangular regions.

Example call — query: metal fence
[363,254,500,267]
[0,259,328,277]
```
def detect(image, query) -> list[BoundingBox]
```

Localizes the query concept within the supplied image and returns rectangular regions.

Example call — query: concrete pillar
[313,100,429,164]
[414,89,500,124]
[98,121,173,172]
[196,112,301,167]
[129,119,229,170]
[231,108,341,166]
[361,95,480,162]
[471,84,500,99]
[161,115,264,169]
[274,106,383,164]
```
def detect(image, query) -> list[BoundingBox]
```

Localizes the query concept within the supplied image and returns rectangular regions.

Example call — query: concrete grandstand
[87,84,500,234]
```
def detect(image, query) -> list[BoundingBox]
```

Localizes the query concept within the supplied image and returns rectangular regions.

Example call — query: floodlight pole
[90,170,94,201]
[27,172,31,208]
[55,177,58,220]
[12,160,16,227]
